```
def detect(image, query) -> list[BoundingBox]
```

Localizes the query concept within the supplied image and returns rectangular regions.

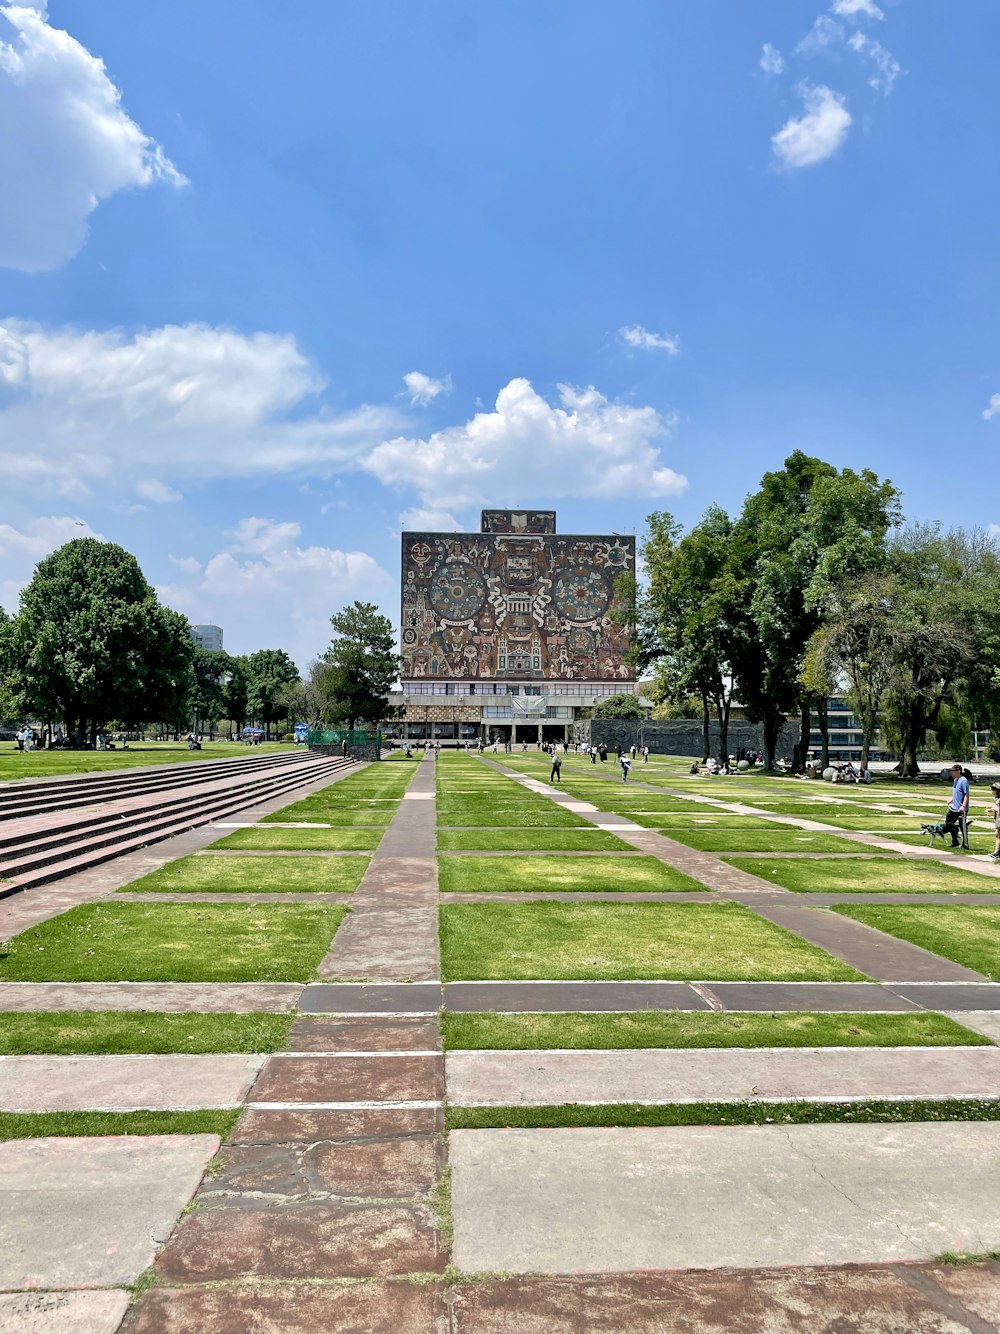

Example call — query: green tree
[245,649,300,740]
[592,692,645,719]
[222,655,250,736]
[7,539,194,743]
[321,601,398,729]
[190,649,232,737]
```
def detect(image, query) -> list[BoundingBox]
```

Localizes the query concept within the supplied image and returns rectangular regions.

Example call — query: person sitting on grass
[985,781,1000,864]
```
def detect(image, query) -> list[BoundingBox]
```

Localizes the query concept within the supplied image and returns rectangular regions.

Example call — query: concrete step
[0,758,352,898]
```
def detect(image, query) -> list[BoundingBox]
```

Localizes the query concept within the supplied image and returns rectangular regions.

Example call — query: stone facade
[589,718,801,761]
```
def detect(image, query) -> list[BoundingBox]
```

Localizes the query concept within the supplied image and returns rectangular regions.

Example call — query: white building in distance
[190,624,224,653]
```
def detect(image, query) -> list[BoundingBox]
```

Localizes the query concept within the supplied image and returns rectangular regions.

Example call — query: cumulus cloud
[772,84,852,169]
[831,0,884,18]
[0,320,404,496]
[619,325,680,355]
[759,44,785,75]
[796,16,844,56]
[0,513,103,612]
[399,507,463,532]
[402,371,452,406]
[848,32,902,94]
[158,517,392,668]
[362,377,687,510]
[136,479,182,503]
[983,394,1000,421]
[0,4,185,272]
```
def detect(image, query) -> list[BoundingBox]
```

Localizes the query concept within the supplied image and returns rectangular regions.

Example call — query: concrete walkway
[0,1053,265,1112]
[446,1045,1000,1105]
[450,1123,1000,1273]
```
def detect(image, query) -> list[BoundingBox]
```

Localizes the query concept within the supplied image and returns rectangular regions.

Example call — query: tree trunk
[700,691,710,762]
[896,697,925,777]
[717,694,731,765]
[763,711,781,770]
[817,698,830,770]
[794,698,810,769]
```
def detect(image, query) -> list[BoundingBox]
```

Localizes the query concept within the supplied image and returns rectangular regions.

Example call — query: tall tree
[321,601,398,729]
[190,649,232,737]
[222,655,250,736]
[245,649,300,739]
[7,539,194,743]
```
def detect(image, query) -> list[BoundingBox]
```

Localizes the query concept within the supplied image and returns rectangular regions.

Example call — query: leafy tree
[190,649,231,737]
[7,539,194,743]
[245,648,300,739]
[320,602,398,729]
[592,692,645,720]
[222,654,250,735]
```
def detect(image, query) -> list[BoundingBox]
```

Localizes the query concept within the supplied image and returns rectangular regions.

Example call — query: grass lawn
[437,854,703,894]
[438,829,634,852]
[120,854,368,894]
[730,857,998,895]
[439,901,865,981]
[442,1009,985,1050]
[0,902,346,981]
[262,806,393,825]
[881,832,997,854]
[0,1011,293,1054]
[659,829,877,853]
[0,741,288,782]
[447,1098,1000,1131]
[437,803,588,828]
[0,1110,240,1141]
[625,813,779,829]
[210,826,383,851]
[832,905,1000,979]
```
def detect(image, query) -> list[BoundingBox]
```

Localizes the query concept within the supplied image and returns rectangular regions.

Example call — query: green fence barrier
[307,728,381,748]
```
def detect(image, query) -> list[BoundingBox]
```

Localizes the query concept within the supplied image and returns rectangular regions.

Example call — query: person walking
[620,752,632,783]
[550,752,562,784]
[642,745,649,763]
[590,745,597,765]
[944,762,971,850]
[986,781,1000,864]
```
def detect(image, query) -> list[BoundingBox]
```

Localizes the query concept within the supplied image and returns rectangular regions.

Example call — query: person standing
[642,745,649,764]
[620,752,632,783]
[590,745,597,765]
[944,763,971,850]
[985,781,1000,863]
[550,752,562,784]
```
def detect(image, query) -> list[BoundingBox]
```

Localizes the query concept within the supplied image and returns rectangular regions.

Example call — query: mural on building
[401,527,636,681]
[480,509,556,535]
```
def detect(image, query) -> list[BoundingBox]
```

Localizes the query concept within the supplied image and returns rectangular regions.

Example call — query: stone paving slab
[0,1134,219,1288]
[443,980,709,1012]
[750,902,987,982]
[0,1290,130,1334]
[298,982,442,1012]
[445,1046,1000,1105]
[154,1201,445,1280]
[450,1123,1000,1272]
[0,981,303,1011]
[287,1015,442,1051]
[230,1105,443,1143]
[443,891,720,903]
[892,983,1000,1010]
[702,981,922,1011]
[199,1136,443,1198]
[251,1053,443,1103]
[445,1266,1000,1334]
[0,1053,265,1111]
[944,1011,1000,1042]
[124,1283,449,1333]
[318,857,439,980]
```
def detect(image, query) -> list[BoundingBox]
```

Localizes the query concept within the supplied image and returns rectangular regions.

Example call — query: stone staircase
[0,751,353,898]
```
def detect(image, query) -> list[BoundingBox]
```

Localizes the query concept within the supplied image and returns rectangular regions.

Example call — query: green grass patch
[120,854,369,894]
[443,1009,983,1050]
[661,829,880,853]
[437,804,588,828]
[832,905,1000,979]
[880,832,997,853]
[626,813,778,829]
[262,805,394,825]
[439,901,865,981]
[0,741,286,782]
[730,856,997,895]
[211,826,383,851]
[446,1098,1000,1131]
[0,903,346,981]
[437,829,634,852]
[437,854,703,894]
[0,1109,240,1140]
[0,1011,293,1054]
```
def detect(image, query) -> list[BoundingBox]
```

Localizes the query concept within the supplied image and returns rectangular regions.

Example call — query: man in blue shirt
[945,763,971,850]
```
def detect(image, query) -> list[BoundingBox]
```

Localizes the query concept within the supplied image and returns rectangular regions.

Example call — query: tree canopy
[319,601,398,729]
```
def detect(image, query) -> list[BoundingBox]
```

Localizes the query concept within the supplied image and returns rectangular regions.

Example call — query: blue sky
[1,0,998,666]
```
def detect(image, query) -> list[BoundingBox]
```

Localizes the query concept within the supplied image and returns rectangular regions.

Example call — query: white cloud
[362,377,687,510]
[619,325,680,355]
[0,4,185,272]
[136,478,181,503]
[759,43,785,75]
[0,513,103,613]
[772,84,852,169]
[831,0,884,18]
[796,16,844,56]
[402,371,452,406]
[0,320,405,497]
[399,507,463,531]
[848,32,902,94]
[158,517,392,668]
[989,523,1000,541]
[983,394,1000,421]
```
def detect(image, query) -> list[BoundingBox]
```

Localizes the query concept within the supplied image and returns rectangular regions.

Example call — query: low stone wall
[589,718,800,761]
[309,742,381,763]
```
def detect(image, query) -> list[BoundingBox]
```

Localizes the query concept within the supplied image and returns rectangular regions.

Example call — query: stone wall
[589,717,801,761]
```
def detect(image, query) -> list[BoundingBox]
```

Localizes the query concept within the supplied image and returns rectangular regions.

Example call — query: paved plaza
[2,749,1000,1330]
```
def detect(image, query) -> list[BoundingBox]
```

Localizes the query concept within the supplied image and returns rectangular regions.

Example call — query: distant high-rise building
[190,624,224,652]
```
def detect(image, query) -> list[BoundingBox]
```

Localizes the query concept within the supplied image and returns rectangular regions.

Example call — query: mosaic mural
[401,529,635,681]
[480,509,556,535]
